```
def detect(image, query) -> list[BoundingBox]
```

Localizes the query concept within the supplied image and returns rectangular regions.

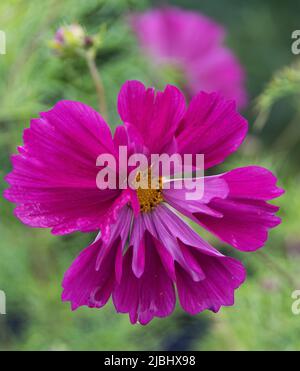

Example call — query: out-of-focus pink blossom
[131,7,247,108]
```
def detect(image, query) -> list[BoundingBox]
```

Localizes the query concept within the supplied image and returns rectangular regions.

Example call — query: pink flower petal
[4,100,123,235]
[196,166,284,251]
[176,249,246,314]
[62,207,132,310]
[62,239,118,311]
[117,80,186,153]
[164,176,229,219]
[113,235,176,325]
[176,92,248,169]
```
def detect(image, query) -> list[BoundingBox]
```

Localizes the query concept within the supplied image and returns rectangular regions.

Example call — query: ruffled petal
[176,249,246,314]
[175,92,248,169]
[4,100,123,235]
[112,247,139,324]
[117,80,186,153]
[196,167,284,251]
[164,176,229,219]
[62,239,118,310]
[113,234,176,325]
[139,205,245,317]
[62,207,132,310]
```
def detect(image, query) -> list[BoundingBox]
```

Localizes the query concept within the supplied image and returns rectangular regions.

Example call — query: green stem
[85,52,108,120]
[252,108,270,133]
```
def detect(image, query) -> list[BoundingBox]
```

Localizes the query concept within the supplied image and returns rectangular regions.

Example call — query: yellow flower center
[136,169,164,213]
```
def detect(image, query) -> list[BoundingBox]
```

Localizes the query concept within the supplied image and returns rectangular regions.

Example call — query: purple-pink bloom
[4,81,283,325]
[131,7,247,108]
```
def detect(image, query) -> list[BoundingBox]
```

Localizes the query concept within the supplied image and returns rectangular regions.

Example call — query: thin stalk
[85,52,108,120]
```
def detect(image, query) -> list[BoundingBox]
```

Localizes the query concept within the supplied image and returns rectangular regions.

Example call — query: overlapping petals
[118,80,186,154]
[165,166,284,251]
[4,101,131,238]
[4,80,283,324]
[118,81,248,168]
[62,207,132,310]
[175,91,248,169]
[63,205,246,324]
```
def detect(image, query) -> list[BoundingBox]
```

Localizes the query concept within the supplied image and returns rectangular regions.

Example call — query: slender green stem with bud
[85,51,108,120]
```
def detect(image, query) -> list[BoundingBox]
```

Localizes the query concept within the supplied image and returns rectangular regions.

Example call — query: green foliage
[257,62,300,112]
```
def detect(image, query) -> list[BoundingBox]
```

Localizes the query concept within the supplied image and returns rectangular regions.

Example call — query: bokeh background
[1,0,300,351]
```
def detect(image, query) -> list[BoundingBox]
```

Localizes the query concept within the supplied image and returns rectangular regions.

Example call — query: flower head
[50,24,93,57]
[131,7,247,108]
[4,81,283,324]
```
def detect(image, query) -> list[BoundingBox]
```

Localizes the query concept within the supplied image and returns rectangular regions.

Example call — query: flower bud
[50,24,93,56]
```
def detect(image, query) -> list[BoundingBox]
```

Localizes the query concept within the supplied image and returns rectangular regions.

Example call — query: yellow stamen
[136,169,164,213]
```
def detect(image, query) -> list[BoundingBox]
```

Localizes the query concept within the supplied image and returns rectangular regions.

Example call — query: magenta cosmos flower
[4,81,283,325]
[131,7,247,108]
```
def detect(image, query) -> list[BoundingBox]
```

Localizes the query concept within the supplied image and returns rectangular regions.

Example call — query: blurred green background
[1,0,300,351]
